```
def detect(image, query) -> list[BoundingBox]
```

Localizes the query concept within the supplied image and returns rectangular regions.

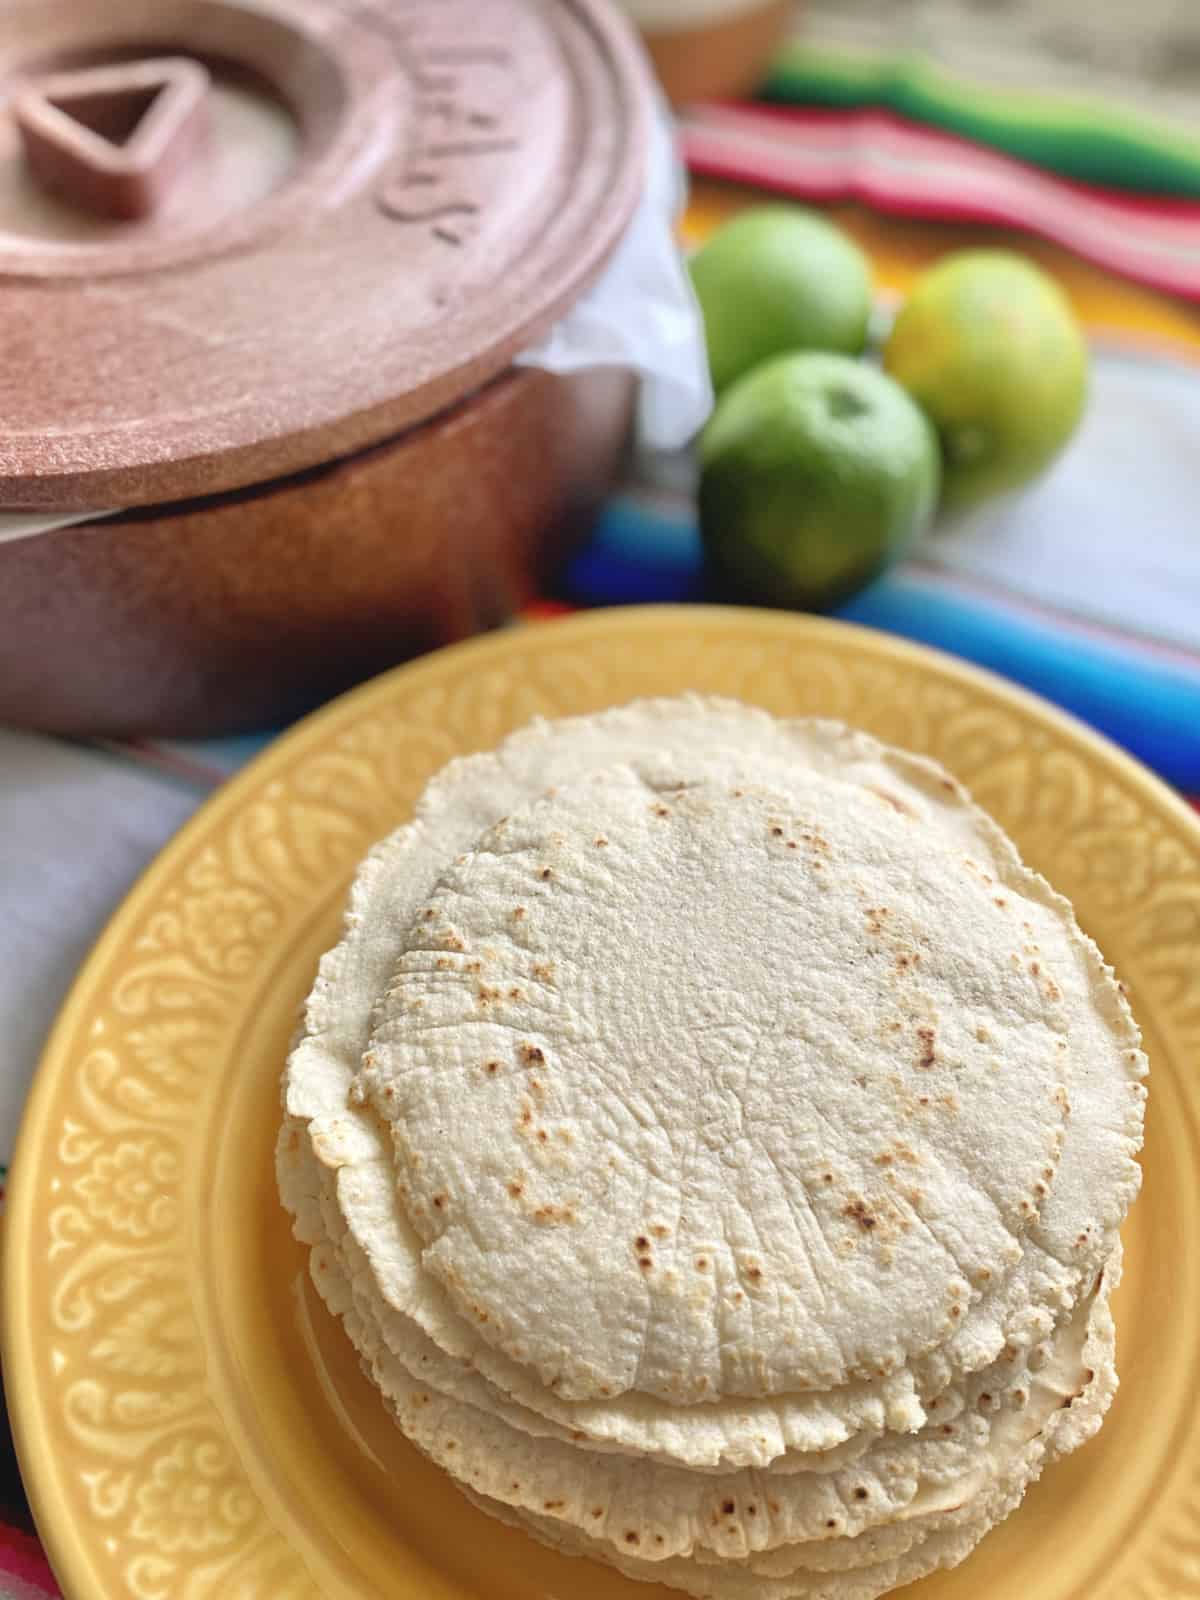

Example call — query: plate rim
[4,602,1196,1599]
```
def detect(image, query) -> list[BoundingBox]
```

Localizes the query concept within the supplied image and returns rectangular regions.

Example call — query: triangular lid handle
[14,56,210,221]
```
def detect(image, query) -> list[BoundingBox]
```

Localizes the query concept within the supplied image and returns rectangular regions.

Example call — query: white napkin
[516,103,713,452]
[0,509,104,547]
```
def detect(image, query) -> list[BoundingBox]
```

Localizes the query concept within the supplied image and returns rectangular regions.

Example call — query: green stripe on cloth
[764,45,1200,197]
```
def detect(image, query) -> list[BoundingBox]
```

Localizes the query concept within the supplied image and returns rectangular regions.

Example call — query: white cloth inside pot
[514,102,712,453]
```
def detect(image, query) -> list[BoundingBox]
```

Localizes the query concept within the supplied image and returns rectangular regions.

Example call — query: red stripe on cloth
[711,105,1200,222]
[0,1522,59,1595]
[681,105,1200,302]
[93,738,229,791]
[520,600,577,621]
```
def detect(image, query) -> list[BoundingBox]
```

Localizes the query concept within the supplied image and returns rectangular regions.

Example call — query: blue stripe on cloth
[839,574,1200,791]
[563,495,706,605]
[562,495,1200,791]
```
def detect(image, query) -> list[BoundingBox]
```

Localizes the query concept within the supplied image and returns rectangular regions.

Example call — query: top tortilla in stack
[278,698,1145,1600]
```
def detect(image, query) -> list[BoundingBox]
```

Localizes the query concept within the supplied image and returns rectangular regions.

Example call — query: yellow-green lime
[689,206,873,393]
[699,351,940,610]
[883,250,1088,510]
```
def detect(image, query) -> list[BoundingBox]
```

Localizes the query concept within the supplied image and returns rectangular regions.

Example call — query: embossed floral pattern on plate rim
[4,606,1198,1600]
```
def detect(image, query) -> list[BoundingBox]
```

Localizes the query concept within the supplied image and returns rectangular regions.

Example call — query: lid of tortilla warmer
[0,0,650,510]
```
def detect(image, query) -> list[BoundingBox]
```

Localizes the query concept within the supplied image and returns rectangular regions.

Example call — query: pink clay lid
[0,0,650,510]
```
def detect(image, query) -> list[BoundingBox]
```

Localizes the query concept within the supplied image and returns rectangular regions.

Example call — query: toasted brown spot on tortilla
[843,1198,877,1231]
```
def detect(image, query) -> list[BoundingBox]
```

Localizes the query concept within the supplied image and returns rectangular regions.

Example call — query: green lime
[689,206,873,393]
[699,351,940,610]
[883,250,1088,510]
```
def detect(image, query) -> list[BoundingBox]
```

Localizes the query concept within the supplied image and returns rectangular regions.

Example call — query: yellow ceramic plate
[5,607,1198,1600]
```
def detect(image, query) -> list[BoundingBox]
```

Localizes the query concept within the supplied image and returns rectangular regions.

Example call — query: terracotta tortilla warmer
[0,0,652,735]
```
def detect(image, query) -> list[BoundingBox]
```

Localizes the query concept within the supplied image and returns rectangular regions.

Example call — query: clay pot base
[0,368,635,737]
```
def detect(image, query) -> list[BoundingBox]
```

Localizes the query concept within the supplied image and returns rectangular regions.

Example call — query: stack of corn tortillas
[278,698,1147,1600]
